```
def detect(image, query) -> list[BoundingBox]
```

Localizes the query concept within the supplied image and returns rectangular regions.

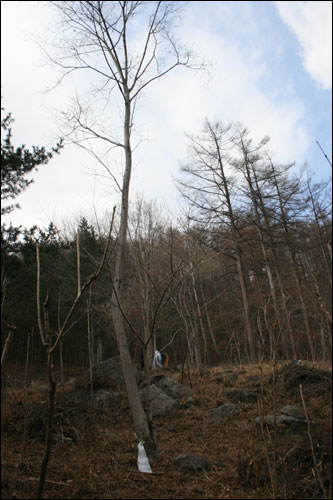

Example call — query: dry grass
[1,361,331,499]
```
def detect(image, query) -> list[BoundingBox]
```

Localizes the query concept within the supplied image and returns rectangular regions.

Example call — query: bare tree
[268,161,317,360]
[177,120,257,362]
[46,0,198,458]
[231,126,292,359]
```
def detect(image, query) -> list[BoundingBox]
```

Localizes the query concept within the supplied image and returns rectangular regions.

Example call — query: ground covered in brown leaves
[1,361,332,499]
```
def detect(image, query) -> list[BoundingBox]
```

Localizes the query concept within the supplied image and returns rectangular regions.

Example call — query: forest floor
[1,360,332,499]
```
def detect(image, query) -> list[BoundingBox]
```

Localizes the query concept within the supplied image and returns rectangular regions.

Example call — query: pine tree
[1,104,63,216]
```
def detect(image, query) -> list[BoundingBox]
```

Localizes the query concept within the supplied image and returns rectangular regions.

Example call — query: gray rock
[139,384,178,417]
[92,356,125,381]
[254,414,316,433]
[280,405,306,420]
[85,356,138,389]
[212,403,237,422]
[173,454,210,472]
[151,375,192,400]
[224,389,258,403]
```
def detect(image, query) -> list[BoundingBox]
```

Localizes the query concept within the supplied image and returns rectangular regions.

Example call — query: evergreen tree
[1,104,63,216]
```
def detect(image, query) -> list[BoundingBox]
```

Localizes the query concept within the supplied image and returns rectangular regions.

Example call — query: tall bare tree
[47,0,197,457]
[231,126,292,359]
[177,120,257,362]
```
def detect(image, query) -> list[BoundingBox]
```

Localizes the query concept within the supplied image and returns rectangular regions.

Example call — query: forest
[2,121,332,372]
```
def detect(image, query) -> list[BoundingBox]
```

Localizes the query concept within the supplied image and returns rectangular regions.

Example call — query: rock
[151,375,192,400]
[280,405,306,420]
[83,356,138,389]
[139,384,177,417]
[274,363,331,395]
[173,454,210,472]
[212,403,237,422]
[224,389,258,403]
[254,413,317,433]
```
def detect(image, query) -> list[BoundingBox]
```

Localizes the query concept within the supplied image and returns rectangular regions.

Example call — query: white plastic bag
[137,441,152,473]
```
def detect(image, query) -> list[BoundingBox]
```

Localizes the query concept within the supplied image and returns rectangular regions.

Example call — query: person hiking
[162,352,169,367]
[152,350,162,369]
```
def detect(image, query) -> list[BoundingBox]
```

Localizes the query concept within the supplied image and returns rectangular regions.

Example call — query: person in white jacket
[152,350,162,369]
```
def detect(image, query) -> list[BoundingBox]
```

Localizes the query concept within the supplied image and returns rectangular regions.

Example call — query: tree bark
[110,96,156,457]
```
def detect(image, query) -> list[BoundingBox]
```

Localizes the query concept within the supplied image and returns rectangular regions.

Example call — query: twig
[27,477,73,486]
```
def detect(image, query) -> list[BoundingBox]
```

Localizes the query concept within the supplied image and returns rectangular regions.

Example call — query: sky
[1,0,332,232]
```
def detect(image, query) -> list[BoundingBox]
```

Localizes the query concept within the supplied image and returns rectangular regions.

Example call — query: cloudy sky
[1,1,332,231]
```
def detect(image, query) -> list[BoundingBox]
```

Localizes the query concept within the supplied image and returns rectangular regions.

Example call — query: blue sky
[1,1,332,231]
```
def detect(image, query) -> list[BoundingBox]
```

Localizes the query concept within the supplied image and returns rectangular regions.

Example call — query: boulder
[82,356,138,389]
[255,409,317,434]
[212,403,237,422]
[151,375,192,400]
[139,384,178,417]
[280,405,306,420]
[173,454,210,472]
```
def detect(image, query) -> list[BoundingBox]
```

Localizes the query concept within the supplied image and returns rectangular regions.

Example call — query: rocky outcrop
[150,374,192,400]
[139,375,193,417]
[139,384,178,417]
[79,356,139,390]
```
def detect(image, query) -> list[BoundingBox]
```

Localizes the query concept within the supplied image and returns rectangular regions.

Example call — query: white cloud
[274,1,332,89]
[1,1,330,230]
[140,22,309,170]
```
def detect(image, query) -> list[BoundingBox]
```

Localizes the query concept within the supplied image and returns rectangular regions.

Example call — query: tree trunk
[236,253,256,362]
[110,96,155,458]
